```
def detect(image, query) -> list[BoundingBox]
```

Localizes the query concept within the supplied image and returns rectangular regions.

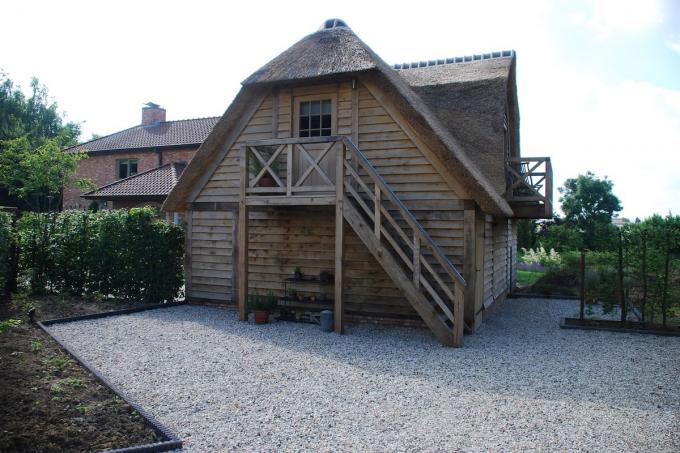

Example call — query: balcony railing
[505,157,553,218]
[240,136,342,205]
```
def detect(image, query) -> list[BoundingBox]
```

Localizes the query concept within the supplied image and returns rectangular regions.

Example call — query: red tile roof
[83,162,186,199]
[66,117,220,153]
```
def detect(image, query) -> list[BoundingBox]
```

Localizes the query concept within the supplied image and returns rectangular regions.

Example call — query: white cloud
[571,0,663,38]
[668,39,680,55]
[522,71,680,219]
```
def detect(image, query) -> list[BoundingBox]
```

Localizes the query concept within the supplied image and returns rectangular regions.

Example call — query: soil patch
[0,295,164,452]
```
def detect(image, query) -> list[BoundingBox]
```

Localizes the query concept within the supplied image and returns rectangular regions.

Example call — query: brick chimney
[142,102,166,126]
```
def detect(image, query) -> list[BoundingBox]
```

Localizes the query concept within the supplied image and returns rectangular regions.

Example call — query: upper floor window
[298,99,332,137]
[117,159,138,179]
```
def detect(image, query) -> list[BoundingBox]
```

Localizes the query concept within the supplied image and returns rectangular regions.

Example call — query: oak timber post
[238,145,249,321]
[463,200,477,331]
[334,143,345,334]
[184,208,193,301]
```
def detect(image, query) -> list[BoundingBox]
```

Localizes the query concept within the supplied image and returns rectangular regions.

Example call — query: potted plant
[319,270,333,284]
[248,155,280,188]
[293,266,303,280]
[248,292,277,324]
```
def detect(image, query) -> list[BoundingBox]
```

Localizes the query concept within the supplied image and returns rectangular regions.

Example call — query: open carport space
[47,298,680,452]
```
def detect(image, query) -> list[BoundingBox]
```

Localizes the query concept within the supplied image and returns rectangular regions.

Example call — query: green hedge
[15,208,184,303]
[0,211,12,296]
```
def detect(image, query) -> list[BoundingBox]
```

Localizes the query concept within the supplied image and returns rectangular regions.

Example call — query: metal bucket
[320,310,334,332]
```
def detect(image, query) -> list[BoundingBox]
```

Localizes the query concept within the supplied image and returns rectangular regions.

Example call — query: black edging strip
[509,293,579,300]
[560,317,680,337]
[37,302,186,453]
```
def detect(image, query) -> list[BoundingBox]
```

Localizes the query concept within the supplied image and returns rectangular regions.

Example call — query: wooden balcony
[506,157,553,219]
[240,136,343,206]
[238,136,466,346]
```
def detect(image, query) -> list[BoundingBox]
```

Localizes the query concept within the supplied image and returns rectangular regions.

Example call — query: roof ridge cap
[65,123,143,152]
[83,163,173,195]
[393,50,515,70]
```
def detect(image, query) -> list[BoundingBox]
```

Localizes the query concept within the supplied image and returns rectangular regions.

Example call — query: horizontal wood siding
[357,86,464,270]
[493,218,508,299]
[483,215,494,305]
[195,95,274,203]
[246,206,416,319]
[188,210,233,302]
[188,83,469,323]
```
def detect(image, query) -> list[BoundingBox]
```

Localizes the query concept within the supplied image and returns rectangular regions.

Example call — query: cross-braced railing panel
[242,137,341,199]
[506,156,553,217]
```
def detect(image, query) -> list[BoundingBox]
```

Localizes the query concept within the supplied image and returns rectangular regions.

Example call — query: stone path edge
[38,302,186,453]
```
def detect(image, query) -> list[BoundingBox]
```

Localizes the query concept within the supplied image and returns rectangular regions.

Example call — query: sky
[1,0,679,219]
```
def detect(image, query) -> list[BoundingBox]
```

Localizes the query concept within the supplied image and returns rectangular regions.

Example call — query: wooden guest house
[163,19,552,346]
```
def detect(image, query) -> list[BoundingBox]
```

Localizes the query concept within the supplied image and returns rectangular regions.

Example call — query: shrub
[0,211,12,296]
[15,208,184,304]
[520,246,561,270]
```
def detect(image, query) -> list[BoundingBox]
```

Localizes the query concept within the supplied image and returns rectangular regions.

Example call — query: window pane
[118,161,127,179]
[310,129,320,137]
[299,116,309,130]
[322,100,331,114]
[300,130,309,137]
[311,116,320,129]
[300,101,309,115]
[321,114,331,129]
[321,128,332,136]
[129,160,138,175]
[310,101,320,115]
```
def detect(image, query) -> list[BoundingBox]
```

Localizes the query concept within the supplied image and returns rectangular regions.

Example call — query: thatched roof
[165,21,515,216]
[84,161,186,200]
[396,57,517,194]
[242,26,377,85]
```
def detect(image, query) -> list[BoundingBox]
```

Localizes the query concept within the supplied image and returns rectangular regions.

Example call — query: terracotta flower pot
[254,310,269,324]
[257,175,276,187]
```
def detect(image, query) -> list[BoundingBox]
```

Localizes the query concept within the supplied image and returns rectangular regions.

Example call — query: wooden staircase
[340,138,465,346]
[239,136,466,346]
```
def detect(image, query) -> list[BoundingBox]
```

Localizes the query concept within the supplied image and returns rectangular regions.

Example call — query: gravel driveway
[47,298,680,452]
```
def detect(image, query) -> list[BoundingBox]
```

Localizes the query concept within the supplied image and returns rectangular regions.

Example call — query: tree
[559,172,622,250]
[0,71,83,210]
[0,137,93,211]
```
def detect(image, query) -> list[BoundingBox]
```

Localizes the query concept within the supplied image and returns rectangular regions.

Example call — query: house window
[117,159,138,179]
[298,99,332,137]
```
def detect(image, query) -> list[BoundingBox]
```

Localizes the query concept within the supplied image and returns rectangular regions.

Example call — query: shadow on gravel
[132,299,680,412]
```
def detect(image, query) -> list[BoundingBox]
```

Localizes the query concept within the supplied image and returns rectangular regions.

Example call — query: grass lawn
[516,269,543,286]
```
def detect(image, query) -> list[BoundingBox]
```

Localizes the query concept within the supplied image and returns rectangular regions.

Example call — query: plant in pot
[248,155,280,188]
[248,292,277,324]
[293,266,303,280]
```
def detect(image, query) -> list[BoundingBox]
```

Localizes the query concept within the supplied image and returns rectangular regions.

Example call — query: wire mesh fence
[568,226,680,328]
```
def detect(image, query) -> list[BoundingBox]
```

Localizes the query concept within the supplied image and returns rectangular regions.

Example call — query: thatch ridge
[242,26,377,85]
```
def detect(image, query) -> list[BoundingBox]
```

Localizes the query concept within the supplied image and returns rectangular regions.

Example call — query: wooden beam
[474,209,485,331]
[245,196,335,206]
[271,87,279,139]
[245,136,342,146]
[184,209,193,299]
[374,185,381,239]
[463,201,476,330]
[238,145,249,321]
[231,207,239,303]
[334,144,345,334]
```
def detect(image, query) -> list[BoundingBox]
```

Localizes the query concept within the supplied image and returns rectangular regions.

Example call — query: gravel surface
[47,298,680,452]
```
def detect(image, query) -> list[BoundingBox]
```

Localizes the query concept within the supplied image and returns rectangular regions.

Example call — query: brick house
[63,103,218,211]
